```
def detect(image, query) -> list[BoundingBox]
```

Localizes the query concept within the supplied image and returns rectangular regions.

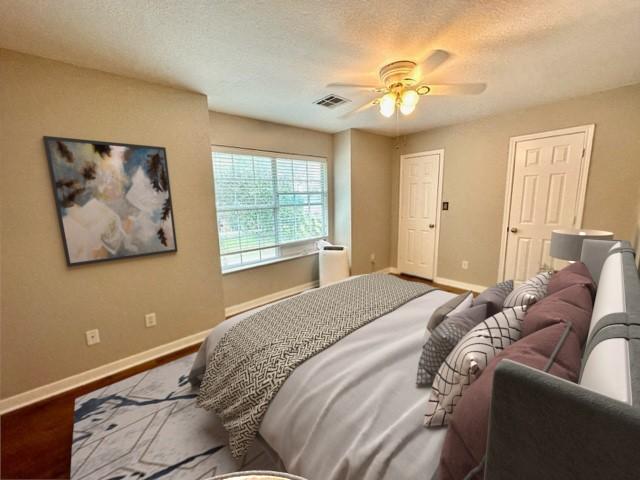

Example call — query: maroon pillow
[547,261,596,297]
[438,282,593,480]
[522,283,593,339]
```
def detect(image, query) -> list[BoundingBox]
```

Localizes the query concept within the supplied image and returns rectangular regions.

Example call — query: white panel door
[398,152,441,279]
[503,131,589,282]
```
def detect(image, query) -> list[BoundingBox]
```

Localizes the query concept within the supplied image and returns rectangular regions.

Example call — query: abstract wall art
[44,137,177,265]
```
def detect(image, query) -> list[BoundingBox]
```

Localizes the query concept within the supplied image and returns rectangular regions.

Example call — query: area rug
[71,353,277,479]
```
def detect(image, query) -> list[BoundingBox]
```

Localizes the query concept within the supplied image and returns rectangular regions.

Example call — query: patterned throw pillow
[423,306,527,428]
[473,280,514,316]
[417,304,488,387]
[503,271,552,308]
[426,291,473,333]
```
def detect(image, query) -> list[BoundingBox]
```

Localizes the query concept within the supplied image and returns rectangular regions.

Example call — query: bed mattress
[190,283,453,480]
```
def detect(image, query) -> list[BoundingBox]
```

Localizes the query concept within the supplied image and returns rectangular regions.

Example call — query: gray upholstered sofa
[484,240,640,479]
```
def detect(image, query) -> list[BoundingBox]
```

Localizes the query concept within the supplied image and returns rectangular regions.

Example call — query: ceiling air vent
[314,94,350,109]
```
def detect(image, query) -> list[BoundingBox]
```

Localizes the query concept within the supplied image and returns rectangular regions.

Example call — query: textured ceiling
[1,0,639,135]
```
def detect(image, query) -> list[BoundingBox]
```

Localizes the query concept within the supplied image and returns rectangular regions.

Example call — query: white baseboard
[375,267,395,274]
[0,329,211,415]
[434,276,488,293]
[391,266,487,292]
[225,280,319,318]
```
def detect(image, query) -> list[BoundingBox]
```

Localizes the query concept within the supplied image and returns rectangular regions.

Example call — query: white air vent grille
[314,94,350,108]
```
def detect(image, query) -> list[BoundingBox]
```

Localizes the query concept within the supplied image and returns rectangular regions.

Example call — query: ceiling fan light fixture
[399,89,419,116]
[401,89,419,107]
[400,102,416,115]
[379,92,396,117]
[330,51,485,120]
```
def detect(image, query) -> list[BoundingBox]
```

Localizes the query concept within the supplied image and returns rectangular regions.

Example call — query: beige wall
[0,50,225,398]
[332,129,394,275]
[391,83,640,287]
[635,190,640,267]
[332,130,352,253]
[209,112,333,307]
[350,130,393,274]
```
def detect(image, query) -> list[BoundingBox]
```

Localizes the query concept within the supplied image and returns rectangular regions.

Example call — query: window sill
[221,250,319,275]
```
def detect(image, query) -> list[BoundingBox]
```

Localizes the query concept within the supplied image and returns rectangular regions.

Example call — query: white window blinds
[212,149,328,271]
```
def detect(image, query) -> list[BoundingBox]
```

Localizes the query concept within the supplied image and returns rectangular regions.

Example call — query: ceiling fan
[327,50,486,118]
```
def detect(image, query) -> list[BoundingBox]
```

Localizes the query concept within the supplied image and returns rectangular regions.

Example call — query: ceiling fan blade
[339,99,377,119]
[326,82,381,91]
[412,49,451,78]
[422,83,487,95]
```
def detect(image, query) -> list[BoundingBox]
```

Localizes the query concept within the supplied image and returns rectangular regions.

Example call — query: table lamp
[550,229,614,262]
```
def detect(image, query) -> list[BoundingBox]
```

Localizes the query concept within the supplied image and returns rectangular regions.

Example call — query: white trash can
[319,245,350,287]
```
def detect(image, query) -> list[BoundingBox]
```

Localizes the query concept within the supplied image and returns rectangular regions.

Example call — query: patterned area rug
[71,353,277,479]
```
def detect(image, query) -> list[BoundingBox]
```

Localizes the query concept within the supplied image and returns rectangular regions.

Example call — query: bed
[190,280,452,479]
[190,240,640,480]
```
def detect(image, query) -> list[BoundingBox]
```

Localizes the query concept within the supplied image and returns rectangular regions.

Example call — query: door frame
[397,149,445,280]
[497,124,595,281]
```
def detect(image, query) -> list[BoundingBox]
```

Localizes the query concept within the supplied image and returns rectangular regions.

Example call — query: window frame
[211,146,329,273]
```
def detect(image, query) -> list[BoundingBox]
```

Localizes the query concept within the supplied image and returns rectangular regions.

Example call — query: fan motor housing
[379,60,418,88]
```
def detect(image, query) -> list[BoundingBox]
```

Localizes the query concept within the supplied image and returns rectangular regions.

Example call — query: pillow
[417,304,488,387]
[438,281,594,480]
[503,271,552,308]
[423,306,526,428]
[473,280,514,316]
[547,261,596,298]
[426,291,473,333]
[522,283,594,338]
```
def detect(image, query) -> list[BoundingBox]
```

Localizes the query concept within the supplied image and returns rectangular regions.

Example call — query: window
[212,148,328,272]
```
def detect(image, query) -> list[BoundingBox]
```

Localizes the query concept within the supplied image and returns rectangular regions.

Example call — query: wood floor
[394,273,469,294]
[0,275,462,479]
[0,344,199,480]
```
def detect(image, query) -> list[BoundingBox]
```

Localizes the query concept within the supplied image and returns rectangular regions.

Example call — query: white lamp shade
[549,229,614,261]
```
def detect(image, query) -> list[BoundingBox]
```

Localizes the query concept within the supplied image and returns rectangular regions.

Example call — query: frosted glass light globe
[379,93,396,118]
[401,89,419,106]
[400,103,416,115]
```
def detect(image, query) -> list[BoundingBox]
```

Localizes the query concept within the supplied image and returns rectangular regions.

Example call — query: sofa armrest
[484,360,640,480]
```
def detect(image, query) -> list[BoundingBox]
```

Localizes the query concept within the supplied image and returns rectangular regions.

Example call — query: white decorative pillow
[503,271,552,308]
[423,306,527,428]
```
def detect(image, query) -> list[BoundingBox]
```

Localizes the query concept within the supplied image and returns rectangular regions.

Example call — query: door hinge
[582,147,585,158]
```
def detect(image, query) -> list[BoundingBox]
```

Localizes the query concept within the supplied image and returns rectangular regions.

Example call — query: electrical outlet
[369,253,376,263]
[85,329,100,346]
[462,260,469,270]
[145,313,157,328]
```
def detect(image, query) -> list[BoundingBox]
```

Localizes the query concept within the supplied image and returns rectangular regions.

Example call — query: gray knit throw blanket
[197,273,433,459]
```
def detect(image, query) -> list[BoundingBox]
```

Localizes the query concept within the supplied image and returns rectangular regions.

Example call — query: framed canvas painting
[44,137,177,265]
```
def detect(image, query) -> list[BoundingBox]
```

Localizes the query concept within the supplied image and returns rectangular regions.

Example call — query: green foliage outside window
[212,152,328,270]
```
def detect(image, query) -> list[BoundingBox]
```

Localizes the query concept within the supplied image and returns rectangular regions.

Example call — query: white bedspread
[190,283,452,480]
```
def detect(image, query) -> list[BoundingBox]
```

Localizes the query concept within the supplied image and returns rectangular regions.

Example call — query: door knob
[510,227,518,233]
[429,224,435,228]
